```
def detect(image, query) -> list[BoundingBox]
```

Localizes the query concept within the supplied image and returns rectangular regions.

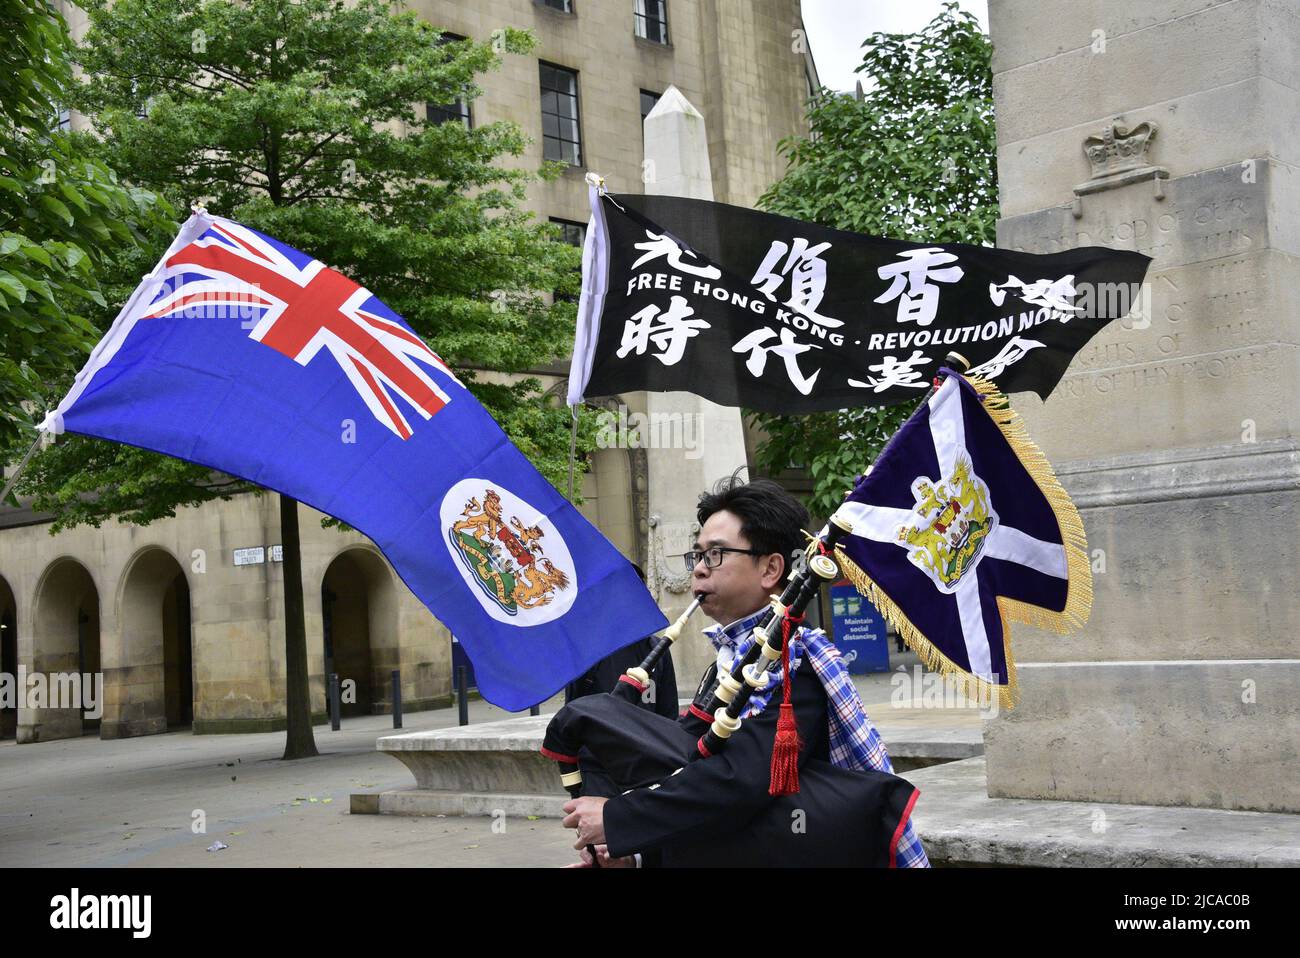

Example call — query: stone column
[640,86,753,684]
[984,0,1299,812]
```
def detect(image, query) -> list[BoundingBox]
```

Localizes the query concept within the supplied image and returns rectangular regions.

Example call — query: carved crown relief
[1073,120,1169,218]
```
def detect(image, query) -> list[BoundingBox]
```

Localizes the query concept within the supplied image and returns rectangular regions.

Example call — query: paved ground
[0,694,580,868]
[0,650,986,868]
[858,653,988,761]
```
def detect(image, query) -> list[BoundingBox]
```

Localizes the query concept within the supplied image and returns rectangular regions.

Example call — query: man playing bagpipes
[550,477,927,867]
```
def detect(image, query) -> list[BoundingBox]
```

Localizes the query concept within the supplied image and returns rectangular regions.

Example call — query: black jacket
[604,656,830,858]
[544,658,919,867]
[564,637,679,720]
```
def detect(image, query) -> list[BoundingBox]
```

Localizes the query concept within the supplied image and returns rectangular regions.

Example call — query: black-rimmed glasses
[681,546,766,572]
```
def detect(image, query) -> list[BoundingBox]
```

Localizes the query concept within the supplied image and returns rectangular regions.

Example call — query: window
[540,63,581,165]
[550,217,586,248]
[634,0,669,44]
[538,0,573,12]
[550,217,586,303]
[427,99,472,128]
[428,33,473,129]
[639,89,661,148]
[56,107,71,132]
[640,89,661,125]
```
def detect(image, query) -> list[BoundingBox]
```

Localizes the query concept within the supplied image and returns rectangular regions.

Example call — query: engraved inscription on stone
[1058,345,1281,399]
[998,161,1269,270]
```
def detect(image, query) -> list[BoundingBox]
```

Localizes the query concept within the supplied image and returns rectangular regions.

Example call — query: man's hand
[562,795,608,850]
[563,843,635,868]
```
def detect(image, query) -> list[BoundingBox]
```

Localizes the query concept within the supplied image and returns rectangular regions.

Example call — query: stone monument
[983,0,1298,813]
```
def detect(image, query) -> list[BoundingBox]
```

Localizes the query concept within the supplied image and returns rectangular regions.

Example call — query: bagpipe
[540,353,971,866]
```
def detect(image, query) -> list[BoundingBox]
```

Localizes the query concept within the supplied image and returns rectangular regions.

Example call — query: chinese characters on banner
[569,191,1152,414]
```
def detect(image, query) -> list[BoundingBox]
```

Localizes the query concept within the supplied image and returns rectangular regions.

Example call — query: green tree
[0,0,171,455]
[11,0,590,756]
[751,2,996,518]
[21,0,586,527]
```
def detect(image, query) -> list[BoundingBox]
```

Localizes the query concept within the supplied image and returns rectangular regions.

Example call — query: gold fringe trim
[963,372,1093,636]
[833,372,1094,711]
[836,552,1018,711]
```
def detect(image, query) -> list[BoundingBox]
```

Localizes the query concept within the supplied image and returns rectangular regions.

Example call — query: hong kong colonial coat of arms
[893,456,998,593]
[447,487,572,615]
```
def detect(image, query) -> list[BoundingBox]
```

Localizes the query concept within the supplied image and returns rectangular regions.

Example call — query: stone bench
[906,756,1300,868]
[352,715,568,819]
[353,708,986,819]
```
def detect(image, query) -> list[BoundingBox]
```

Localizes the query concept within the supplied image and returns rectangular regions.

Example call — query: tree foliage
[751,3,996,518]
[13,0,590,529]
[0,0,172,458]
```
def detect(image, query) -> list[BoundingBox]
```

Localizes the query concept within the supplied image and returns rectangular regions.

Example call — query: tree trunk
[280,493,319,759]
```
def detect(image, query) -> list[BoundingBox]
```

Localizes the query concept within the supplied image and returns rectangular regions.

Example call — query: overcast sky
[801,0,989,92]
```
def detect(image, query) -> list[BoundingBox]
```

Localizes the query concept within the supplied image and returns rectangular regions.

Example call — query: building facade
[0,0,817,742]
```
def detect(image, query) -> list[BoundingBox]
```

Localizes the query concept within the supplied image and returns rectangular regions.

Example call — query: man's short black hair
[696,474,809,585]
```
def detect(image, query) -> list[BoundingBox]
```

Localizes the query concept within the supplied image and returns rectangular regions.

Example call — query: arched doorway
[321,549,398,718]
[29,558,99,741]
[162,571,193,727]
[1,574,16,739]
[117,548,193,736]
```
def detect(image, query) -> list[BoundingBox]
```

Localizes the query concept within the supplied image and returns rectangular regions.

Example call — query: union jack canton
[144,217,460,440]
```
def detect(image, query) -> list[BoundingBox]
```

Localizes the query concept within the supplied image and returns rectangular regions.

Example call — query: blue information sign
[829,580,890,674]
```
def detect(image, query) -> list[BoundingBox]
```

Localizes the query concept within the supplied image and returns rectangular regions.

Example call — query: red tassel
[769,613,802,796]
[769,701,800,795]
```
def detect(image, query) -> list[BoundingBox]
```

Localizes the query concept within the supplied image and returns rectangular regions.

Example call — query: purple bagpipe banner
[39,211,666,710]
[829,370,1092,708]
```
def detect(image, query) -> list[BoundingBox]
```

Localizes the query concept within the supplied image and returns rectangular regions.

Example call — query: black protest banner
[567,190,1152,414]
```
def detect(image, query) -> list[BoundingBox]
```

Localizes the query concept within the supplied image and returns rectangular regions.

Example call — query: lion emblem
[448,486,573,614]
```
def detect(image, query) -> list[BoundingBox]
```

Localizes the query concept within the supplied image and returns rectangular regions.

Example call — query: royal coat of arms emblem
[447,487,572,616]
[893,455,997,593]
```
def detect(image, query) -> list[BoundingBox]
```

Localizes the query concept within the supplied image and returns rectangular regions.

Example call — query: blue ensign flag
[832,370,1092,709]
[40,211,667,710]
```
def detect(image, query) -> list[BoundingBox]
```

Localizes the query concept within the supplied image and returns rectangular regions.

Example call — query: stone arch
[25,557,100,742]
[320,546,399,717]
[0,573,16,739]
[111,547,193,738]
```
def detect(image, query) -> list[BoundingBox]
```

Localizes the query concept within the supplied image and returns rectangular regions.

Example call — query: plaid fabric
[706,608,930,868]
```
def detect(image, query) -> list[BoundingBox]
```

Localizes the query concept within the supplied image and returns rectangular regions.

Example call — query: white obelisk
[640,86,751,682]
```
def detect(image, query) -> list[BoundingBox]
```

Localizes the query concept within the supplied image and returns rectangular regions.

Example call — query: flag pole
[861,350,971,481]
[567,405,578,502]
[0,432,45,505]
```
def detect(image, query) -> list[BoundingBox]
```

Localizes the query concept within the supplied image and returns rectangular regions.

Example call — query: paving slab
[906,756,1300,868]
